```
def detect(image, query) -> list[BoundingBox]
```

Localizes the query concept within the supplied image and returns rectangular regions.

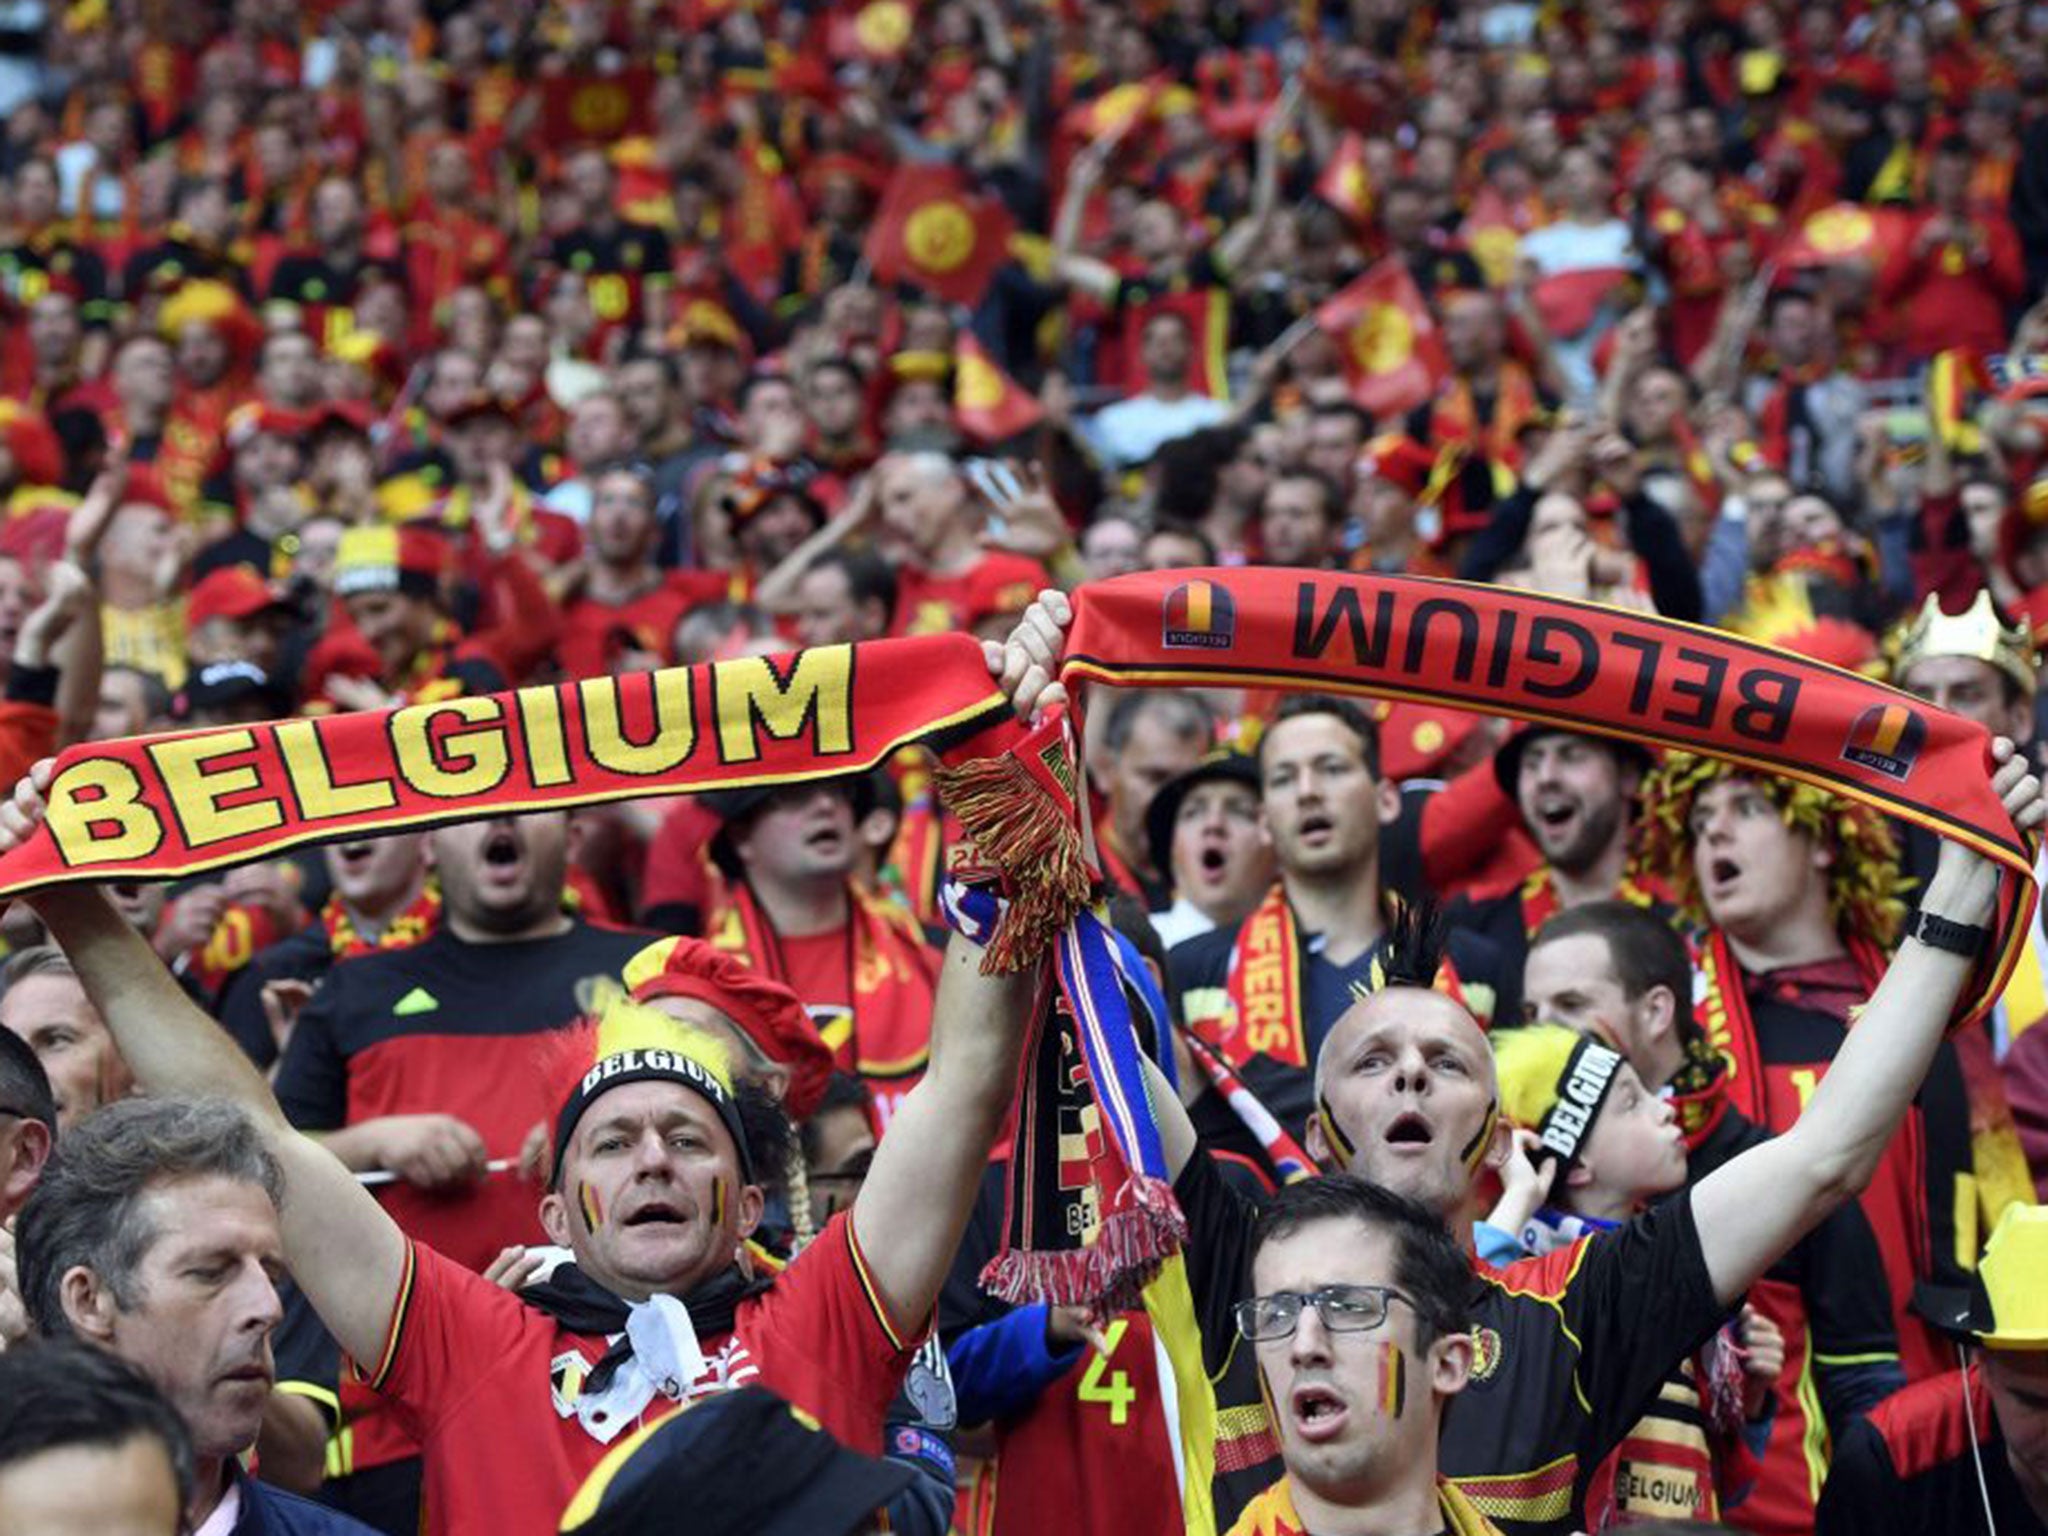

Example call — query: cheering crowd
[5,0,2048,1533]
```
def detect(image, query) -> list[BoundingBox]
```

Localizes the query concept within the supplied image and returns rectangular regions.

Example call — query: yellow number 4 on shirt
[1078,1319,1135,1426]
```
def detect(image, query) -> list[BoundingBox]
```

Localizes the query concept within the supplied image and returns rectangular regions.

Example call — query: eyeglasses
[1234,1284,1415,1343]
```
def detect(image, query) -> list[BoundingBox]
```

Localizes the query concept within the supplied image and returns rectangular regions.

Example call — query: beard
[1541,794,1625,877]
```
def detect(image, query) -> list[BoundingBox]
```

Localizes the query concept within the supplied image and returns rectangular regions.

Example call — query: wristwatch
[1903,909,1989,957]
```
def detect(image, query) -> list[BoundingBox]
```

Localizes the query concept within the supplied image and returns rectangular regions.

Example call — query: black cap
[1144,749,1262,883]
[558,1386,915,1536]
[1491,724,1656,798]
[173,660,292,722]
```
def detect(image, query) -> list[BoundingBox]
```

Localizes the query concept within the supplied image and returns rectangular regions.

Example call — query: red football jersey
[362,1215,919,1536]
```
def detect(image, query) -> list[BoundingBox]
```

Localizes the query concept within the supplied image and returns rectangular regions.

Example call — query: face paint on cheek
[711,1177,727,1228]
[1317,1092,1358,1169]
[1458,1098,1499,1177]
[1374,1341,1407,1419]
[578,1181,602,1234]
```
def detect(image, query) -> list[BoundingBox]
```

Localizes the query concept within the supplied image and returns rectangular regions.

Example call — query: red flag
[864,165,1015,309]
[1314,260,1451,418]
[1927,347,1992,450]
[1063,80,1165,143]
[1529,266,1633,338]
[1314,133,1375,229]
[725,140,806,301]
[1460,186,1525,288]
[537,71,655,144]
[1778,202,1912,269]
[954,333,1044,441]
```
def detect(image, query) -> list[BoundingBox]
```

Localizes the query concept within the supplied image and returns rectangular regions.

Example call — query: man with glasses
[1230,1175,1500,1535]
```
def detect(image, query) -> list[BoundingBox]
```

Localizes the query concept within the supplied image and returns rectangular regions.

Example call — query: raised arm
[849,618,1078,1327]
[4,768,408,1367]
[1051,132,1126,303]
[992,587,1204,1189]
[852,932,1035,1332]
[1689,741,2044,1307]
[1214,81,1299,278]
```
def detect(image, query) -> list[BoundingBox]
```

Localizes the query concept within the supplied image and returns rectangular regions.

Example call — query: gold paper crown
[1889,591,2036,701]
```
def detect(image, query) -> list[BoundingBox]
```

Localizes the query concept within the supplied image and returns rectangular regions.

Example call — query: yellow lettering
[148,732,286,848]
[1248,1017,1295,1056]
[46,760,164,865]
[1076,1321,1135,1424]
[518,686,575,788]
[275,719,399,819]
[579,670,695,776]
[713,647,855,764]
[391,697,510,799]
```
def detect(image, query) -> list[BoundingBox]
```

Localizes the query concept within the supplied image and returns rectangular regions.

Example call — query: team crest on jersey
[550,1349,592,1416]
[1467,1325,1504,1383]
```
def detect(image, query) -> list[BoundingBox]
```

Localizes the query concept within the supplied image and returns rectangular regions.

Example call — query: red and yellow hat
[624,936,835,1121]
[333,525,449,600]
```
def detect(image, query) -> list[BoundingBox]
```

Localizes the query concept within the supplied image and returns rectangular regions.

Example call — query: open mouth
[622,1201,689,1229]
[334,841,374,870]
[1289,1384,1351,1441]
[482,827,524,868]
[1297,813,1334,840]
[1534,799,1576,829]
[804,825,847,852]
[1198,845,1228,876]
[1384,1111,1434,1146]
[1708,856,1740,887]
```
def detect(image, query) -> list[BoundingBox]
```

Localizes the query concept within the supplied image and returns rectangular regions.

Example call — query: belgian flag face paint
[1458,1097,1499,1177]
[578,1181,603,1234]
[1316,1091,1358,1170]
[1374,1342,1407,1419]
[711,1176,728,1229]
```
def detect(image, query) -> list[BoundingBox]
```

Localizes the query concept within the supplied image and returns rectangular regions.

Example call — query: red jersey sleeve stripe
[356,1239,419,1392]
[846,1219,920,1354]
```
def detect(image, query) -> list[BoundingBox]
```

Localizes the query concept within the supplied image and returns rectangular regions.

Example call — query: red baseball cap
[187,566,290,630]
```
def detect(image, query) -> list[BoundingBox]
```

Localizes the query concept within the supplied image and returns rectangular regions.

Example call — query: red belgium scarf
[1215,883,1491,1070]
[711,879,941,1109]
[1694,927,1887,1123]
[1,572,2038,1304]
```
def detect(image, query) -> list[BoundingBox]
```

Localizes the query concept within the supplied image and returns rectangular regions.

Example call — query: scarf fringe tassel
[977,1175,1190,1312]
[935,753,1090,973]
